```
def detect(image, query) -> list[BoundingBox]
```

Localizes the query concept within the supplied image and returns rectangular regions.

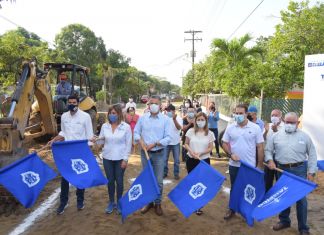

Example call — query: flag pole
[35,144,51,154]
[263,162,283,173]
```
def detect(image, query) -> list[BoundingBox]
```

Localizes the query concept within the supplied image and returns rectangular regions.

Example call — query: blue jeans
[60,177,85,205]
[164,144,180,177]
[103,159,125,203]
[141,149,165,204]
[277,162,309,233]
[229,165,240,189]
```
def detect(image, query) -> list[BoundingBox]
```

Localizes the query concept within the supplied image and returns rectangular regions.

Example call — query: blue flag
[52,140,108,189]
[119,161,159,221]
[0,153,56,208]
[317,160,324,171]
[252,171,317,221]
[229,161,265,226]
[168,160,225,218]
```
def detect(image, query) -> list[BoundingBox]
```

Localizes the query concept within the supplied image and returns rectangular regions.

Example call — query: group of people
[48,94,317,235]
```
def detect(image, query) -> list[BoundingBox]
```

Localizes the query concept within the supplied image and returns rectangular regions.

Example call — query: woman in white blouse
[95,104,132,214]
[184,112,215,215]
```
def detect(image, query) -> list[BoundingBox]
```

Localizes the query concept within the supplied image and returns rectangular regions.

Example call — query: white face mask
[196,120,206,128]
[185,103,190,108]
[150,104,160,114]
[284,123,297,133]
[271,116,280,125]
[129,98,133,102]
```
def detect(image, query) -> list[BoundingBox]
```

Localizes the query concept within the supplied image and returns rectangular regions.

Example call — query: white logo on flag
[189,182,207,199]
[128,184,143,202]
[71,159,89,174]
[258,186,289,208]
[21,171,40,188]
[244,184,256,204]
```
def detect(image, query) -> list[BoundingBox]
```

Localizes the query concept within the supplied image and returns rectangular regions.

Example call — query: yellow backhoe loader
[0,59,97,168]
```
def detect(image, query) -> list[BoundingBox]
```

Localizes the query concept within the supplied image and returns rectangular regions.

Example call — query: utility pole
[184,30,202,99]
[184,30,202,69]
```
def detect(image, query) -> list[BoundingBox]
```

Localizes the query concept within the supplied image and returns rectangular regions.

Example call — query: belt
[148,149,163,153]
[278,162,304,168]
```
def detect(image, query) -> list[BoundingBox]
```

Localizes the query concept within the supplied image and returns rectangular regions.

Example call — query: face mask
[285,123,297,133]
[61,80,66,84]
[271,116,280,125]
[167,112,173,118]
[247,114,253,121]
[108,114,118,123]
[196,120,206,128]
[185,103,190,108]
[234,114,245,124]
[150,104,160,113]
[67,104,78,112]
[129,111,135,116]
[187,112,195,119]
[129,99,133,102]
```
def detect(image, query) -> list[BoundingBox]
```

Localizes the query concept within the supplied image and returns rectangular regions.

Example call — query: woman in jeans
[95,104,132,214]
[184,112,215,215]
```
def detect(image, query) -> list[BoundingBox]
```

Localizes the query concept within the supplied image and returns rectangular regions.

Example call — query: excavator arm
[0,60,57,167]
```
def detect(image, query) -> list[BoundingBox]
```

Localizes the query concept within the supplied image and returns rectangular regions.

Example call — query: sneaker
[105,202,115,214]
[77,201,85,210]
[224,209,235,220]
[57,203,68,215]
[163,174,168,179]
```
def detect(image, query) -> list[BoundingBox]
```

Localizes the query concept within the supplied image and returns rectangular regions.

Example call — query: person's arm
[222,127,240,161]
[124,125,132,161]
[306,135,317,180]
[173,115,182,130]
[184,134,199,159]
[133,116,143,144]
[256,143,264,168]
[265,135,276,169]
[85,113,94,140]
[182,118,194,132]
[213,111,220,121]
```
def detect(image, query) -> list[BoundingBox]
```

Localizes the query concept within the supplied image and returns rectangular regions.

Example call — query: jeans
[229,165,240,191]
[164,144,180,177]
[277,162,309,233]
[186,157,210,173]
[141,149,165,204]
[209,128,220,155]
[60,177,85,205]
[264,164,278,192]
[103,159,125,203]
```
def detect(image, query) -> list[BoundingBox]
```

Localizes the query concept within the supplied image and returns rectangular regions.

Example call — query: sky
[0,0,316,86]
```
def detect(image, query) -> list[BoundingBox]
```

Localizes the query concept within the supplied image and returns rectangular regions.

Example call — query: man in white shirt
[222,104,264,220]
[125,96,136,111]
[49,95,94,215]
[263,109,284,191]
[164,104,183,180]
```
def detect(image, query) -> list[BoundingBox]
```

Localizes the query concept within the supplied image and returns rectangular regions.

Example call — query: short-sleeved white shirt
[167,116,183,145]
[222,121,264,167]
[185,128,215,160]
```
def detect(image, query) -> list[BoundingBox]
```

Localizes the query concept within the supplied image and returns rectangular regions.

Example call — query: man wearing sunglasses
[266,112,317,235]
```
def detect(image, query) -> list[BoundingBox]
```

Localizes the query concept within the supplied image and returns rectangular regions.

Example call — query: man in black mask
[49,95,94,215]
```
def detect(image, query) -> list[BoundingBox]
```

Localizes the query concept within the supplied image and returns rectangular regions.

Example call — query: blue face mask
[67,104,78,112]
[108,114,118,123]
[187,112,195,119]
[167,112,173,118]
[234,114,245,124]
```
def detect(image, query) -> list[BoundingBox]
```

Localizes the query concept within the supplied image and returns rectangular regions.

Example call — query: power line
[0,14,56,47]
[227,0,265,40]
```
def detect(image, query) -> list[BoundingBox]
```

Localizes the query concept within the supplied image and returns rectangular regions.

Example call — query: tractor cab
[43,63,97,131]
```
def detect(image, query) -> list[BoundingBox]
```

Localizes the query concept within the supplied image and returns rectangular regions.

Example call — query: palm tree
[211,33,262,67]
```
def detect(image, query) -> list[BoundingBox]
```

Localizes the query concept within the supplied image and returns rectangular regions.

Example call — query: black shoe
[57,203,68,215]
[163,174,168,179]
[272,222,291,231]
[223,209,235,220]
[77,201,85,210]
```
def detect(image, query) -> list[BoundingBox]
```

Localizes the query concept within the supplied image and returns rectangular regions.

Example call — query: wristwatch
[227,152,232,158]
